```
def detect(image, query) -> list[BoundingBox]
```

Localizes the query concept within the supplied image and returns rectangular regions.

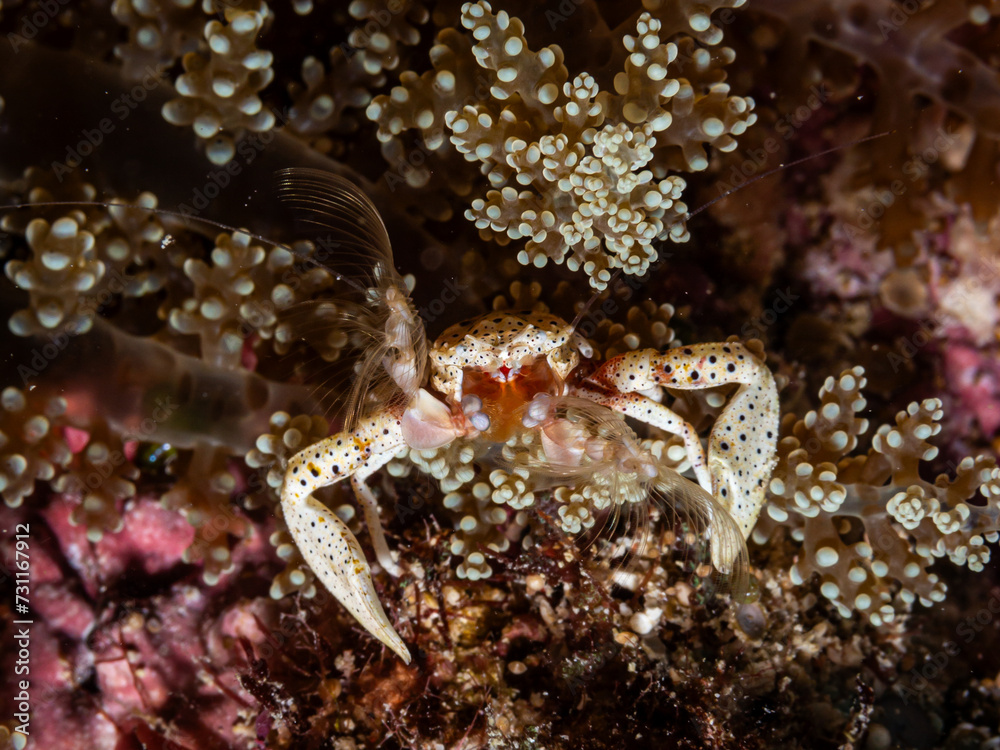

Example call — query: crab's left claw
[283,490,412,664]
[281,415,414,663]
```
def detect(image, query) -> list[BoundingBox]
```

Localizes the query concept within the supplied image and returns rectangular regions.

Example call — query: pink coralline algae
[0,494,278,749]
[944,343,1000,438]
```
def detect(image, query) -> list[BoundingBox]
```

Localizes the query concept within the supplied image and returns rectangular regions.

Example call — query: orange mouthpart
[462,359,559,442]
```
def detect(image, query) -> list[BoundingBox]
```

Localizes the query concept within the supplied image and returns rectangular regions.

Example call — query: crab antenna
[0,198,368,291]
[685,129,895,221]
[568,268,623,338]
[573,131,895,314]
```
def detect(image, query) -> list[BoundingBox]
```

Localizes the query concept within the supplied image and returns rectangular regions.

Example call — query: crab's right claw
[283,492,412,664]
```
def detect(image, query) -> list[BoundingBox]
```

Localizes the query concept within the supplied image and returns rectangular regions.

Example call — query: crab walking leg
[570,384,713,493]
[352,459,404,577]
[281,406,411,663]
[583,342,780,546]
[571,384,741,574]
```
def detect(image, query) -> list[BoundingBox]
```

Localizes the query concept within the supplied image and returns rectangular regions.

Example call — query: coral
[245,410,330,597]
[348,0,429,77]
[111,0,205,81]
[96,193,169,298]
[5,216,105,336]
[0,726,26,750]
[749,0,1000,139]
[167,231,282,369]
[929,207,1000,348]
[756,366,1000,624]
[387,438,507,580]
[52,429,140,542]
[443,481,510,580]
[165,231,335,368]
[801,222,894,302]
[367,0,756,288]
[0,387,71,508]
[161,1,276,164]
[801,196,1000,441]
[744,0,1000,248]
[595,298,678,358]
[0,167,102,233]
[0,492,273,749]
[161,443,247,584]
[1,178,186,333]
[285,47,375,155]
[0,168,342,582]
[281,0,434,155]
[943,342,1000,440]
[270,297,361,363]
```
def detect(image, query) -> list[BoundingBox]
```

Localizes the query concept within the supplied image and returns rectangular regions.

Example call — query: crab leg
[569,383,713,492]
[581,342,779,544]
[281,405,411,663]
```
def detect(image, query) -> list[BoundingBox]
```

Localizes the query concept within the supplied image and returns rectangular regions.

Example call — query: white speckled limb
[583,342,779,552]
[281,406,412,663]
[570,383,713,492]
[352,468,403,578]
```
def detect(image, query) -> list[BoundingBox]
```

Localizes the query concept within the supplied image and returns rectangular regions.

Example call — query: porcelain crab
[278,169,779,664]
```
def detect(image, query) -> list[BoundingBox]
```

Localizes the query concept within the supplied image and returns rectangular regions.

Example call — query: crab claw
[283,493,412,664]
[401,388,461,449]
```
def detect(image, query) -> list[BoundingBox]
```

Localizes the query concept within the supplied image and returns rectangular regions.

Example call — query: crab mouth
[493,364,521,382]
[460,359,561,440]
